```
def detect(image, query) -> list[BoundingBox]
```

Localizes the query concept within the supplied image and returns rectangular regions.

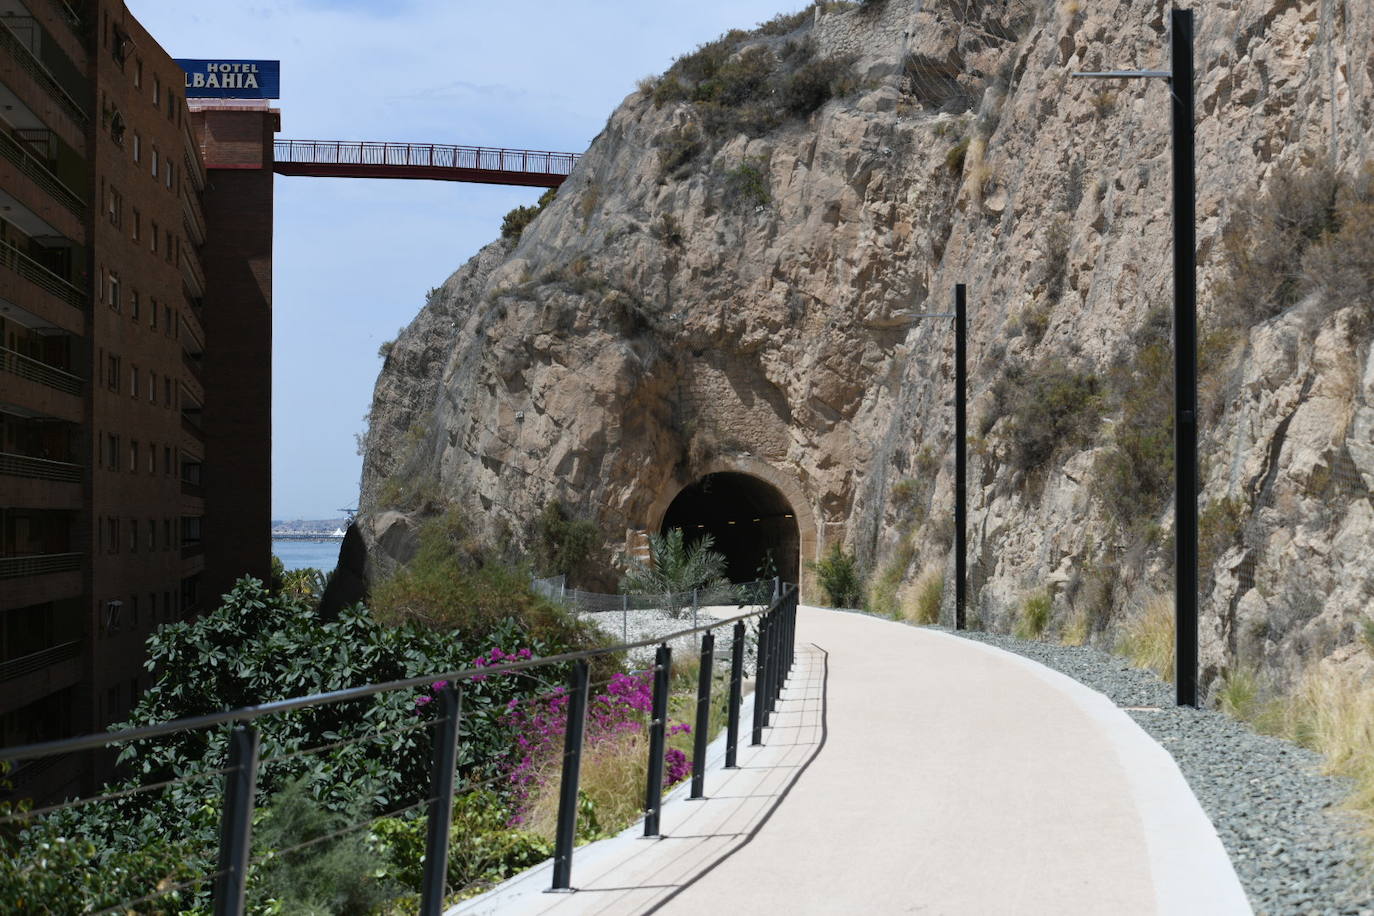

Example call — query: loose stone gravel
[935,624,1374,915]
[576,605,759,671]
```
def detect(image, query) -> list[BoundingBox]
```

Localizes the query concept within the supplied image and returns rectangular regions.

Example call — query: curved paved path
[457,606,1250,915]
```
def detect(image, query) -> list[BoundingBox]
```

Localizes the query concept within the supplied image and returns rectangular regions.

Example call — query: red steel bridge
[272,139,580,187]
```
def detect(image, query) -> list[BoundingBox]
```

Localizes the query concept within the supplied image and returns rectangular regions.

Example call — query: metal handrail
[0,128,85,215]
[0,586,791,763]
[273,139,580,175]
[0,243,87,310]
[0,18,88,125]
[0,551,81,579]
[0,450,81,481]
[0,639,79,682]
[0,344,82,394]
[0,581,798,914]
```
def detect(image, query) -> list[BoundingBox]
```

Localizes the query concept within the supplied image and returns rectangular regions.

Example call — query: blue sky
[127,0,796,520]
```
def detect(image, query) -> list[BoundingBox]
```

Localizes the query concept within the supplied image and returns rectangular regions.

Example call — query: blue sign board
[176,59,280,99]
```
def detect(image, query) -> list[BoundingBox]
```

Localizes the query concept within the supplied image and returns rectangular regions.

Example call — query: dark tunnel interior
[660,472,800,586]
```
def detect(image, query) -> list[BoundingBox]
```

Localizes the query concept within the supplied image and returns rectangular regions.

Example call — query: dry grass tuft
[900,567,944,625]
[1117,594,1175,682]
[520,729,651,843]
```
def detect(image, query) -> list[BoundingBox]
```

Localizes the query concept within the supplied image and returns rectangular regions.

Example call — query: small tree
[810,543,863,608]
[620,528,728,616]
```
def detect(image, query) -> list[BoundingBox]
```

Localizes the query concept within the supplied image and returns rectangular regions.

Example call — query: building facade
[0,0,273,800]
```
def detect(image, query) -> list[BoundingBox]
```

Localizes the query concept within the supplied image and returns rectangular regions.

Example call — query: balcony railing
[0,345,81,395]
[0,639,79,683]
[181,350,203,383]
[0,244,86,311]
[0,19,88,126]
[181,184,206,245]
[0,451,81,482]
[181,540,203,560]
[0,552,81,579]
[0,128,85,216]
[48,0,85,36]
[181,479,204,498]
[181,415,204,441]
[180,249,206,297]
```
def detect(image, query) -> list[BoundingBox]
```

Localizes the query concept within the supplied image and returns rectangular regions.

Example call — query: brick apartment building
[0,0,274,800]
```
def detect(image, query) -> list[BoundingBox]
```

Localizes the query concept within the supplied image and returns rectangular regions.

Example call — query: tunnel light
[728,520,736,525]
[784,514,793,519]
[753,518,761,522]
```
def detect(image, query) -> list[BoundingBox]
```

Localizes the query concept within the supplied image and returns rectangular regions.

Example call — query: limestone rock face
[361,0,1374,691]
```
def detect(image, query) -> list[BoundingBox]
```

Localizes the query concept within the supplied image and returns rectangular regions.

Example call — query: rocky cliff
[360,0,1374,693]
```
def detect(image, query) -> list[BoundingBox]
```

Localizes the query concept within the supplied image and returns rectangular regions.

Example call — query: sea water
[272,539,342,572]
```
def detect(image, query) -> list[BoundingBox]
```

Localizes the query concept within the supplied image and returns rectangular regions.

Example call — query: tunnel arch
[646,458,819,599]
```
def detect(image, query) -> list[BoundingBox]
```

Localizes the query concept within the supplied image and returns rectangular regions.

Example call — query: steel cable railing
[0,583,799,915]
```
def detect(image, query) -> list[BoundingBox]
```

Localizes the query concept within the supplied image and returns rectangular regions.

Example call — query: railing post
[751,615,769,743]
[420,686,462,916]
[549,661,590,891]
[643,644,671,837]
[213,724,259,916]
[689,631,714,799]
[622,594,628,645]
[726,620,744,768]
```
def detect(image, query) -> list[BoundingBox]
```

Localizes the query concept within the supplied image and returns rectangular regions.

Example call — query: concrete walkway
[455,606,1251,915]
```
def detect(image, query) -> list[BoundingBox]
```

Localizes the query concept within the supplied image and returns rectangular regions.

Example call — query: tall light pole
[1074,9,1198,706]
[911,283,968,630]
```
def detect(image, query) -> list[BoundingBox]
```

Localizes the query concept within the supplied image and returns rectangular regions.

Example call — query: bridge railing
[0,583,798,915]
[273,139,580,176]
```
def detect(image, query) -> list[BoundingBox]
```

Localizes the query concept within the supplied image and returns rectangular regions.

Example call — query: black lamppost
[911,283,968,630]
[1074,9,1198,706]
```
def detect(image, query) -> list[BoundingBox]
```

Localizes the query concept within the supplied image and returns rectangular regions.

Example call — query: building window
[107,271,120,310]
[163,446,172,475]
[153,73,160,108]
[147,442,155,472]
[151,146,158,178]
[130,289,139,320]
[165,158,174,189]
[107,516,119,552]
[129,519,138,553]
[151,221,158,253]
[107,186,121,226]
[131,207,140,241]
[148,372,156,403]
[150,297,157,328]
[164,305,172,336]
[147,523,155,552]
[129,439,138,472]
[130,366,138,399]
[106,354,121,392]
[164,376,172,405]
[134,59,142,88]
[105,433,119,470]
[165,230,173,262]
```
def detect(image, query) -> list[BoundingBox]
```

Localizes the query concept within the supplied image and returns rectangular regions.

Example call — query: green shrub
[656,124,704,177]
[1014,592,1052,640]
[724,158,771,207]
[779,54,856,116]
[529,500,604,584]
[756,8,813,36]
[500,187,557,241]
[945,137,970,174]
[810,543,864,607]
[992,360,1102,473]
[1092,309,1174,530]
[372,511,602,651]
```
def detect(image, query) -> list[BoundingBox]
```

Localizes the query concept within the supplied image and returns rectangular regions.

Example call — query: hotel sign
[176,59,280,99]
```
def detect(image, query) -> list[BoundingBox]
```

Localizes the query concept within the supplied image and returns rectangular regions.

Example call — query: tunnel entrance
[660,472,800,586]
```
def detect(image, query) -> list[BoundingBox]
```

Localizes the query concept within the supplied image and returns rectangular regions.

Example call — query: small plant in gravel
[1014,592,1053,640]
[1216,665,1264,721]
[810,542,864,607]
[1116,594,1175,682]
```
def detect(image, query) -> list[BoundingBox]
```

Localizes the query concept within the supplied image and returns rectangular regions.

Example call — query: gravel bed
[576,605,760,671]
[930,624,1374,915]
